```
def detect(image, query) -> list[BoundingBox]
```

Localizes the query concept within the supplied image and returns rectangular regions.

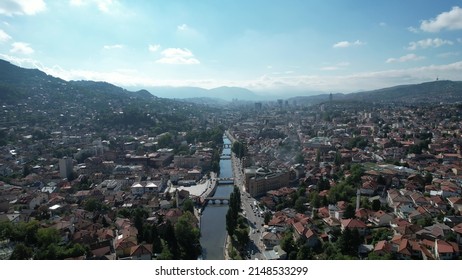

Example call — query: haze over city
[1,0,462,95]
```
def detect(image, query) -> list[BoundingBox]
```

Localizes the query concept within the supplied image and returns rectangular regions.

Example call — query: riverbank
[199,136,234,260]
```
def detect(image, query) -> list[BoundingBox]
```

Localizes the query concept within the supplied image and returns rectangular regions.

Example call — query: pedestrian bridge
[217,178,234,185]
[204,197,230,204]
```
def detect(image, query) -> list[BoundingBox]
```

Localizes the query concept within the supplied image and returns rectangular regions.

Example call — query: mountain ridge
[1,59,462,105]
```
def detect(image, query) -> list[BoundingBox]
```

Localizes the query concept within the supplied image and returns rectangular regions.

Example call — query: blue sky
[1,0,462,94]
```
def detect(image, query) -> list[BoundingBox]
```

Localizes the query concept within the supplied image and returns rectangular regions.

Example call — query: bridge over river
[204,197,230,204]
[200,177,234,206]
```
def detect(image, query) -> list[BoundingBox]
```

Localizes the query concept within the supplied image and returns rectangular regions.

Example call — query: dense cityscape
[1,60,462,260]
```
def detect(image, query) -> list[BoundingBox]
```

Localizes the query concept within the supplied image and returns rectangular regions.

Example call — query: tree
[36,227,60,248]
[424,172,433,184]
[334,152,342,166]
[151,225,163,254]
[417,216,433,227]
[157,133,173,149]
[65,243,87,258]
[174,212,201,259]
[159,220,179,259]
[336,228,362,256]
[22,164,32,178]
[371,228,392,245]
[343,204,356,219]
[22,220,39,246]
[295,153,304,164]
[372,199,381,211]
[377,175,387,186]
[10,243,33,260]
[133,207,148,242]
[232,141,247,159]
[264,212,272,225]
[234,228,250,251]
[346,164,364,186]
[280,231,296,254]
[83,197,103,212]
[328,181,355,204]
[294,197,307,213]
[309,191,321,208]
[157,244,174,260]
[297,244,313,260]
[226,208,237,237]
[226,186,241,237]
[182,198,194,214]
[317,177,330,191]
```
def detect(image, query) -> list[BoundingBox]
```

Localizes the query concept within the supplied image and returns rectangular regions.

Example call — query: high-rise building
[59,157,73,179]
[255,102,262,111]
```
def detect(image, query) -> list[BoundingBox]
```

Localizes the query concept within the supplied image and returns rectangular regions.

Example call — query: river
[199,137,233,260]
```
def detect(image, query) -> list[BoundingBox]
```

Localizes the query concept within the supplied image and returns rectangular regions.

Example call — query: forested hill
[0,59,222,132]
[345,80,462,104]
[289,80,462,105]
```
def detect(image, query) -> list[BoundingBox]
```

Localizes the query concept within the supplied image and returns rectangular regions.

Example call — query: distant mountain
[0,59,156,105]
[0,59,225,133]
[180,97,229,106]
[143,86,209,100]
[142,85,263,101]
[288,93,345,105]
[2,58,461,107]
[68,80,156,100]
[345,80,462,104]
[288,80,462,105]
[208,86,261,101]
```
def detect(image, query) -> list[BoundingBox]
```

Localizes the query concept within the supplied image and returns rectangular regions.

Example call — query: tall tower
[356,188,361,211]
[59,157,73,179]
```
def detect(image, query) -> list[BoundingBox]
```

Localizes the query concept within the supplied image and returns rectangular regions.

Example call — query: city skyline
[1,0,462,94]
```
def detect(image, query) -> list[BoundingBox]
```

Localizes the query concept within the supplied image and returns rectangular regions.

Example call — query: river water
[200,137,233,260]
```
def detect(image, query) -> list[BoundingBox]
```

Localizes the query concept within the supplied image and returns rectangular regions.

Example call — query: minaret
[356,188,361,211]
[175,190,179,208]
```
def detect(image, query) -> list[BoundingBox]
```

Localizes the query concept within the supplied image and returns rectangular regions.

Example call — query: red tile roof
[341,218,367,229]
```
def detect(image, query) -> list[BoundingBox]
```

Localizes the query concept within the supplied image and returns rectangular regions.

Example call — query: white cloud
[177,24,188,31]
[156,48,200,65]
[69,0,120,14]
[3,53,461,94]
[420,6,462,32]
[10,42,34,55]
[0,0,46,16]
[437,52,460,58]
[333,40,365,48]
[0,29,12,42]
[407,38,453,50]
[386,53,424,63]
[148,44,160,52]
[103,44,123,50]
[321,62,350,71]
[69,0,85,6]
[407,26,419,33]
[321,66,340,71]
[0,54,43,69]
[98,0,116,13]
[69,0,84,6]
[379,22,387,27]
[247,61,462,93]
